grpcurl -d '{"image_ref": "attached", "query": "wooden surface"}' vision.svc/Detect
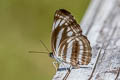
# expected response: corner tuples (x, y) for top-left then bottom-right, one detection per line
(52, 0), (120, 80)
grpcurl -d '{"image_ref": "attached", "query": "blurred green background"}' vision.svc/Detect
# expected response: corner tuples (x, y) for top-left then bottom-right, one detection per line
(0, 0), (90, 80)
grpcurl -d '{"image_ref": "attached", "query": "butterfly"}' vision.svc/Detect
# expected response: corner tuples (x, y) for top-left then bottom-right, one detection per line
(50, 9), (92, 69)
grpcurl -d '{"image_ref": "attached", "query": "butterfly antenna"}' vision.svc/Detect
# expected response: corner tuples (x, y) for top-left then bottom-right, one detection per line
(28, 51), (48, 54)
(40, 40), (50, 53)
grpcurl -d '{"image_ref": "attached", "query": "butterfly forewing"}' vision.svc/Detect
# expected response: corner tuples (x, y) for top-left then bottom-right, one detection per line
(51, 9), (92, 68)
(51, 9), (82, 54)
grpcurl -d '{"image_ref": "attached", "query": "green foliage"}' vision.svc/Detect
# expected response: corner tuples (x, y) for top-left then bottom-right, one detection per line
(0, 0), (90, 80)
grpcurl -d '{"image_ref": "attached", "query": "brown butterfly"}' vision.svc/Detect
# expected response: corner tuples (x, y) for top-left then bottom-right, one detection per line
(50, 9), (92, 69)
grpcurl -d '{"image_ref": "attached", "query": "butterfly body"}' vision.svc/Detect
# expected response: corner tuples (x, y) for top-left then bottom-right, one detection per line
(51, 9), (92, 68)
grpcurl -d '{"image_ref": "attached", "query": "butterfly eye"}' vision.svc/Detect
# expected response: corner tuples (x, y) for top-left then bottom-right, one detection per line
(49, 52), (54, 58)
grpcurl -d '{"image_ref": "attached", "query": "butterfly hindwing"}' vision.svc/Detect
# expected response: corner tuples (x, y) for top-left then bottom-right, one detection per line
(57, 35), (91, 67)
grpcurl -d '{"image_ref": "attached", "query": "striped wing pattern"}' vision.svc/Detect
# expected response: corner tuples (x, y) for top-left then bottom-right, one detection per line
(51, 9), (91, 68)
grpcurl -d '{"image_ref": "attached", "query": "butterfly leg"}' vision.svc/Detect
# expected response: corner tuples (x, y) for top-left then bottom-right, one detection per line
(61, 62), (68, 71)
(52, 61), (58, 71)
(69, 65), (72, 71)
(63, 65), (72, 80)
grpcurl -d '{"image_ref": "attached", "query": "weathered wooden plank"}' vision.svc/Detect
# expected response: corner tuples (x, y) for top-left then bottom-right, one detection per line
(52, 0), (120, 80)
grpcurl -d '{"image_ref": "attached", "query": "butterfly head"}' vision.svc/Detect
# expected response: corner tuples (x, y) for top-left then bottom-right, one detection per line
(49, 52), (54, 58)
